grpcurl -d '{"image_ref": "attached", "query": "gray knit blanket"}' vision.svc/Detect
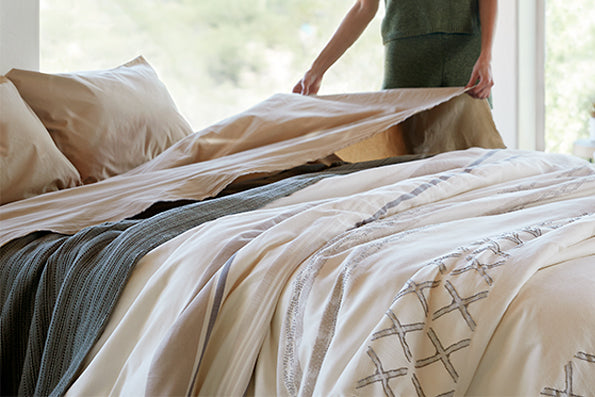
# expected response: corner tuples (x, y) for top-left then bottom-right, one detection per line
(0, 156), (425, 397)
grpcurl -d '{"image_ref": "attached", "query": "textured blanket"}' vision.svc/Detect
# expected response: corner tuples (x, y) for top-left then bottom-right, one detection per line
(0, 157), (418, 397)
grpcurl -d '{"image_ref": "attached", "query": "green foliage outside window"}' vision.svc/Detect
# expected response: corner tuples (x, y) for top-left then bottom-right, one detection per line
(41, 0), (384, 131)
(545, 0), (595, 153)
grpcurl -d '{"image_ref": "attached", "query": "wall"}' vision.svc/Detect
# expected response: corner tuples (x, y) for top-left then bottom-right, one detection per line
(0, 0), (39, 74)
(517, 0), (546, 151)
(491, 0), (519, 149)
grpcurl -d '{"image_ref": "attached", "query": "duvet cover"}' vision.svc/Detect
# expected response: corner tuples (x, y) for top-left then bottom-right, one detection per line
(68, 148), (595, 397)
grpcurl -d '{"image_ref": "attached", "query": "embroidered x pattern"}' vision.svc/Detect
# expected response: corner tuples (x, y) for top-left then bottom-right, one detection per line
(356, 347), (407, 397)
(415, 328), (470, 382)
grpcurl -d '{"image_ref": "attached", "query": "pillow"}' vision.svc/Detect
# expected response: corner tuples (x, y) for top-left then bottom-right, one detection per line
(6, 56), (193, 184)
(0, 76), (81, 205)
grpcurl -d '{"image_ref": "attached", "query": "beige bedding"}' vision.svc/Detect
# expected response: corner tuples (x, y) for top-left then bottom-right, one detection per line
(0, 87), (503, 245)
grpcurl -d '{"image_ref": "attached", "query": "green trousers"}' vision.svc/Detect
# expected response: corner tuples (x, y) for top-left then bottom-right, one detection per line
(382, 33), (481, 89)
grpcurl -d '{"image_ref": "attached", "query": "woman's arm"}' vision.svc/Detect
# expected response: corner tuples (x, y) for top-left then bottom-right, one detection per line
(293, 0), (379, 95)
(466, 0), (497, 99)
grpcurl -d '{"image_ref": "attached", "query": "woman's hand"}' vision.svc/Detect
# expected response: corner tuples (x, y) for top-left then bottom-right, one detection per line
(465, 56), (494, 99)
(468, 0), (497, 99)
(292, 69), (323, 95)
(292, 0), (379, 96)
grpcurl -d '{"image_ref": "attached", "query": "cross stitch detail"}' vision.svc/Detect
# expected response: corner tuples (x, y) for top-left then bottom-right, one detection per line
(540, 362), (583, 397)
(393, 280), (441, 315)
(354, 215), (592, 396)
(472, 240), (511, 259)
(357, 347), (407, 397)
(372, 310), (425, 362)
(575, 351), (595, 364)
(450, 257), (506, 286)
(429, 252), (463, 274)
(501, 232), (525, 246)
(415, 328), (470, 382)
(432, 281), (488, 331)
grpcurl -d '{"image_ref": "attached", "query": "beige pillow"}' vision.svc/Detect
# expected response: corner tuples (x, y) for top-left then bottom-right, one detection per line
(6, 56), (193, 184)
(0, 76), (81, 205)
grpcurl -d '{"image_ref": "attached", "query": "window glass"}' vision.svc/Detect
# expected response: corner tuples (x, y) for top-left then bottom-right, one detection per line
(40, 0), (384, 131)
(545, 0), (595, 153)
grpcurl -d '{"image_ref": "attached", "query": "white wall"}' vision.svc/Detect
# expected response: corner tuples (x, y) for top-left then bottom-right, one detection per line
(491, 0), (519, 149)
(517, 0), (546, 151)
(0, 0), (39, 74)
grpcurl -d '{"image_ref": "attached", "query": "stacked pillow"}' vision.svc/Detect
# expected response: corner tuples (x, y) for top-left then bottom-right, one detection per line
(0, 56), (193, 204)
(0, 76), (81, 204)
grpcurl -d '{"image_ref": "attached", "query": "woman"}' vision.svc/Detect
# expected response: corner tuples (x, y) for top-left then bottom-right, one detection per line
(292, 0), (497, 100)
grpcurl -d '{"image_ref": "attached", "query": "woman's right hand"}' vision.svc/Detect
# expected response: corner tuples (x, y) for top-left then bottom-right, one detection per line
(292, 69), (323, 96)
(292, 0), (379, 96)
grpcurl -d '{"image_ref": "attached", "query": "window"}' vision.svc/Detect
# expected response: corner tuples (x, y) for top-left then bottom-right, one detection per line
(40, 0), (384, 131)
(544, 0), (595, 153)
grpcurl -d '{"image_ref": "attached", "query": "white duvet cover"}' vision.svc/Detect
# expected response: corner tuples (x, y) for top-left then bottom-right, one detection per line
(66, 148), (595, 396)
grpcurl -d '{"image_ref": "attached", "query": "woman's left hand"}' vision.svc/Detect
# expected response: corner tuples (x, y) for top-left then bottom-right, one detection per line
(465, 57), (494, 99)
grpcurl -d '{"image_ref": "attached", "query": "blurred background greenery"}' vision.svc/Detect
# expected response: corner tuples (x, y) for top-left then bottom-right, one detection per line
(40, 0), (384, 131)
(544, 0), (595, 153)
(41, 0), (594, 153)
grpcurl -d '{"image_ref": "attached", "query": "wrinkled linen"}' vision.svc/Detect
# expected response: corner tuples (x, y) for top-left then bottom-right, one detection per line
(65, 148), (595, 396)
(0, 87), (504, 245)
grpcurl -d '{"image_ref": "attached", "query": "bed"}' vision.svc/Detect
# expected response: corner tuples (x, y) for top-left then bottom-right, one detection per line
(1, 56), (594, 397)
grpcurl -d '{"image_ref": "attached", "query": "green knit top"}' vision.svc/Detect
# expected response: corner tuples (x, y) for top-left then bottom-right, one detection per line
(381, 0), (480, 44)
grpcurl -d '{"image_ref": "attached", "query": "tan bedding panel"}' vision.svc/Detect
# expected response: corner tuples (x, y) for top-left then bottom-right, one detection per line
(0, 87), (504, 245)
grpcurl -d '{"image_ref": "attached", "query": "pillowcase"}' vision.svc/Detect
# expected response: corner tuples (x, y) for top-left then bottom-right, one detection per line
(0, 76), (81, 205)
(6, 56), (193, 184)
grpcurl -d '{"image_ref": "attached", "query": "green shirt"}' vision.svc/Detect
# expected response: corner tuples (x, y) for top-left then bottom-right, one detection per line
(381, 0), (480, 44)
